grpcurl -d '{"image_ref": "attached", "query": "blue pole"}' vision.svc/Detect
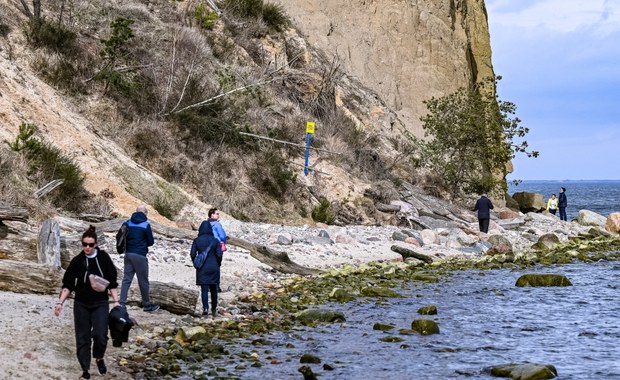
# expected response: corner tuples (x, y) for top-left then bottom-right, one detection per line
(304, 133), (311, 176)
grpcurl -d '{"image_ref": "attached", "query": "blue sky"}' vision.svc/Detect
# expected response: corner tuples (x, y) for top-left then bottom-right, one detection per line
(485, 0), (620, 180)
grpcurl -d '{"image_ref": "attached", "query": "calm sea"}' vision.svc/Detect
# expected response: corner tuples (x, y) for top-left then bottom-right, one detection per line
(507, 180), (620, 221)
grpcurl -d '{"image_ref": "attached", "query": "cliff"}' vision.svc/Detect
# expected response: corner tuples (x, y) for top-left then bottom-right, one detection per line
(272, 0), (494, 135)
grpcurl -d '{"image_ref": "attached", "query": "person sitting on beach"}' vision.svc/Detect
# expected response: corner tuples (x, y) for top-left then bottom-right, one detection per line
(546, 194), (558, 215)
(54, 225), (120, 380)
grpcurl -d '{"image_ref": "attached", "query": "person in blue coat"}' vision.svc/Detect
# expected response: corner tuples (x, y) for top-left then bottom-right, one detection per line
(190, 221), (223, 317)
(119, 205), (159, 312)
(474, 194), (494, 234)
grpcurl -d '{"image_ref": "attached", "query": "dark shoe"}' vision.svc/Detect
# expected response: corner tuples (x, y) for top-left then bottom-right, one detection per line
(80, 370), (90, 379)
(201, 310), (209, 317)
(96, 358), (107, 375)
(211, 309), (217, 317)
(143, 304), (160, 312)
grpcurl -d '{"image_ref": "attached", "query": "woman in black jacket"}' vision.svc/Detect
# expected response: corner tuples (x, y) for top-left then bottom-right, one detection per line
(190, 221), (223, 317)
(54, 225), (120, 380)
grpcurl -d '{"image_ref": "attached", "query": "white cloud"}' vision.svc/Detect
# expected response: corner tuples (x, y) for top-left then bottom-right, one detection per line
(487, 0), (620, 35)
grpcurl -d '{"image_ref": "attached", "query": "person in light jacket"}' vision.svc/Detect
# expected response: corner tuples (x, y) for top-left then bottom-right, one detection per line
(546, 194), (558, 215)
(190, 221), (223, 317)
(474, 194), (494, 234)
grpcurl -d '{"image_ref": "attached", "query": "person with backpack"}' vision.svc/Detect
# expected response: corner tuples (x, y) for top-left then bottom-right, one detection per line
(190, 220), (223, 317)
(119, 205), (159, 312)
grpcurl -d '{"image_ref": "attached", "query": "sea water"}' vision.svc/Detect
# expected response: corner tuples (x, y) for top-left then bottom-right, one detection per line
(508, 180), (620, 221)
(222, 261), (620, 379)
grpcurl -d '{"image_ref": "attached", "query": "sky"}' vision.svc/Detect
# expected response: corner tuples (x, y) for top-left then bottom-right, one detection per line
(485, 0), (620, 180)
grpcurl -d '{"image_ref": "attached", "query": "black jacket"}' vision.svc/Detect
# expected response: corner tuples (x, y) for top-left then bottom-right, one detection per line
(61, 249), (118, 304)
(109, 305), (135, 347)
(474, 196), (494, 219)
(559, 192), (567, 208)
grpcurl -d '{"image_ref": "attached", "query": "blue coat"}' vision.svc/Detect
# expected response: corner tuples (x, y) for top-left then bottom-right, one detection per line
(190, 221), (223, 285)
(125, 211), (154, 256)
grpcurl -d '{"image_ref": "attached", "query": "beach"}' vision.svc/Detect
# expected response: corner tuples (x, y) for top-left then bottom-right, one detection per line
(0, 212), (613, 379)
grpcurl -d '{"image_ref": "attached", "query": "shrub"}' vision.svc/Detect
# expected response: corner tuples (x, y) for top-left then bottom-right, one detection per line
(311, 198), (335, 224)
(194, 3), (219, 29)
(5, 123), (88, 212)
(0, 22), (10, 38)
(222, 0), (263, 18)
(222, 0), (290, 32)
(261, 3), (290, 32)
(249, 149), (296, 199)
(26, 19), (77, 55)
(152, 181), (187, 220)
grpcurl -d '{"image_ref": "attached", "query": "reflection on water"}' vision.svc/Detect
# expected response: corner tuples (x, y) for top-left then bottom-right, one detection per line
(227, 261), (620, 379)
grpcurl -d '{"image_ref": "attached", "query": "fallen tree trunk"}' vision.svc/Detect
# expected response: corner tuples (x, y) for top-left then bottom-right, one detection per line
(124, 281), (198, 315)
(228, 236), (321, 276)
(390, 245), (434, 263)
(0, 203), (29, 222)
(0, 260), (63, 294)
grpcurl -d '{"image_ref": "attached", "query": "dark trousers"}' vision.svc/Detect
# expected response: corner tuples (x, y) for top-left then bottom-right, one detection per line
(120, 252), (150, 305)
(559, 207), (567, 221)
(74, 300), (109, 373)
(478, 218), (490, 233)
(549, 209), (557, 215)
(200, 284), (218, 312)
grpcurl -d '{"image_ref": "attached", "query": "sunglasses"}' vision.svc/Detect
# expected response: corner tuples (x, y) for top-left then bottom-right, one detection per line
(82, 242), (96, 248)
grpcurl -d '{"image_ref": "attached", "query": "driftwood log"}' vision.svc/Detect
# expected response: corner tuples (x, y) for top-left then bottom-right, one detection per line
(125, 281), (198, 315)
(390, 245), (434, 263)
(38, 219), (61, 267)
(0, 260), (63, 294)
(0, 203), (29, 222)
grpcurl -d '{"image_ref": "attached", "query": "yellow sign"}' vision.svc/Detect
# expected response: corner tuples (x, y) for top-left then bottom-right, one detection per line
(306, 121), (315, 134)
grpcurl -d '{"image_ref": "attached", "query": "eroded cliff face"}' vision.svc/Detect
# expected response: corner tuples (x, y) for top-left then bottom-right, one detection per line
(272, 0), (494, 136)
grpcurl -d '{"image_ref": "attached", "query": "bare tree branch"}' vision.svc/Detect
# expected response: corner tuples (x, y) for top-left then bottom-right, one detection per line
(168, 68), (285, 115)
(169, 49), (198, 113)
(18, 0), (33, 19)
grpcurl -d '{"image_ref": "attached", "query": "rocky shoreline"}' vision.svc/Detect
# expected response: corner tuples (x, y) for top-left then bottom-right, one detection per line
(1, 206), (620, 379)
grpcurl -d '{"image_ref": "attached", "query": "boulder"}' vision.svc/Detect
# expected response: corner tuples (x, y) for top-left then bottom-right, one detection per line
(499, 209), (520, 219)
(488, 363), (557, 380)
(515, 274), (572, 287)
(361, 286), (403, 298)
(531, 233), (561, 251)
(420, 229), (439, 245)
(411, 319), (440, 335)
(294, 309), (346, 325)
(486, 234), (513, 255)
(577, 210), (607, 227)
(606, 212), (620, 234)
(504, 192), (521, 210)
(512, 192), (545, 213)
(417, 305), (437, 315)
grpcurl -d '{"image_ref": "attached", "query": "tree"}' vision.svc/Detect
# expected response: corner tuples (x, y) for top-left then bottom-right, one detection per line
(418, 76), (538, 197)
